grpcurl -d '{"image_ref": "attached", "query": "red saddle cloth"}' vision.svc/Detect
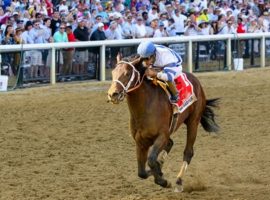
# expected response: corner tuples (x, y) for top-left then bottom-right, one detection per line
(174, 73), (197, 113)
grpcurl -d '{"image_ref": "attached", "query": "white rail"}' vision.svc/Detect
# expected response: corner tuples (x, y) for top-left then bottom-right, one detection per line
(1, 33), (270, 84)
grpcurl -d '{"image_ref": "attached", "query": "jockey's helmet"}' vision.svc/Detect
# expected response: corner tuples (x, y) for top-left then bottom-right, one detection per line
(137, 41), (156, 58)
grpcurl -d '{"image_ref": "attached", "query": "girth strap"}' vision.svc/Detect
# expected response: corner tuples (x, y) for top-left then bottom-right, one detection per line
(169, 105), (179, 134)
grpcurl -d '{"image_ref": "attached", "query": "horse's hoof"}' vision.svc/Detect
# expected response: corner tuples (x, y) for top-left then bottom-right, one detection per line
(146, 170), (153, 177)
(174, 185), (184, 193)
(155, 179), (170, 188)
(138, 172), (149, 179)
(166, 181), (172, 188)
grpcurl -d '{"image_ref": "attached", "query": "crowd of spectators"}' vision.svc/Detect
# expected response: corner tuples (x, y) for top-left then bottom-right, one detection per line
(1, 0), (270, 79)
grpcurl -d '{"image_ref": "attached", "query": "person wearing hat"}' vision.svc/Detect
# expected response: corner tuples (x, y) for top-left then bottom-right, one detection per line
(90, 22), (106, 41)
(133, 16), (147, 38)
(146, 17), (158, 37)
(137, 41), (183, 103)
(90, 14), (103, 34)
(153, 21), (169, 37)
(105, 1), (113, 12)
(122, 14), (134, 39)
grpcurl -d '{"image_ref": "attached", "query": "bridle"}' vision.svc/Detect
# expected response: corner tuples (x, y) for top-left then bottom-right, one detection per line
(113, 61), (144, 93)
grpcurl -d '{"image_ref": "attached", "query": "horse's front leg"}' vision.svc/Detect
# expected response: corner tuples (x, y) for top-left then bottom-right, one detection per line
(148, 134), (171, 188)
(136, 143), (151, 179)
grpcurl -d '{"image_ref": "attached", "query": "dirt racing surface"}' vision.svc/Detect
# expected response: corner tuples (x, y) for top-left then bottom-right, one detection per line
(0, 68), (270, 200)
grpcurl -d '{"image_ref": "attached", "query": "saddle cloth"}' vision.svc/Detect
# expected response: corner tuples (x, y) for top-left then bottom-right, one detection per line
(156, 73), (197, 113)
(174, 73), (197, 113)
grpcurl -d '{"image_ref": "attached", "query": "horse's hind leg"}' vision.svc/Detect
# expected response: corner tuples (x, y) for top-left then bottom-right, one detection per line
(158, 138), (174, 167)
(175, 122), (198, 192)
(136, 143), (151, 179)
(148, 135), (171, 188)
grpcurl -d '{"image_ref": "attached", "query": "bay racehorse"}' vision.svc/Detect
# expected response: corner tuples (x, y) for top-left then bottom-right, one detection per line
(107, 55), (219, 192)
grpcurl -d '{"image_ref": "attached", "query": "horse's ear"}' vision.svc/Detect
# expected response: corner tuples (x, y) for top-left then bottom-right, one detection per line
(116, 52), (122, 63)
(135, 56), (143, 65)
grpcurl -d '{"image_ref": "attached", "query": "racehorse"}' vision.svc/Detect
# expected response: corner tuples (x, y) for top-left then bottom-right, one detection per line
(107, 54), (220, 192)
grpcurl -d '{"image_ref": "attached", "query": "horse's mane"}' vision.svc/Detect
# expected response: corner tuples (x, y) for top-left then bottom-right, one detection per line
(122, 54), (146, 76)
(122, 54), (140, 62)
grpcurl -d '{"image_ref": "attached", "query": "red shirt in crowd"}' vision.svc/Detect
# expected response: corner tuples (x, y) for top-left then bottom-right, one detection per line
(237, 23), (245, 33)
(66, 32), (76, 51)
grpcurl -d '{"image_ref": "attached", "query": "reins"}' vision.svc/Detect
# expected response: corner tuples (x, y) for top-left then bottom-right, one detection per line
(113, 61), (145, 93)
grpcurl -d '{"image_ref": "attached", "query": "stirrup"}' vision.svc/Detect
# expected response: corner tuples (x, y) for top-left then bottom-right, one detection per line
(170, 95), (179, 103)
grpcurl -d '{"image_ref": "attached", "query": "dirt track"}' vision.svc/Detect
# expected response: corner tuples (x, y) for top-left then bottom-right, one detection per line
(0, 68), (270, 200)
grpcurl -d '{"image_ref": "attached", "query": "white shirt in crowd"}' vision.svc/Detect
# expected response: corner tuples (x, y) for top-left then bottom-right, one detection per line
(173, 13), (187, 33)
(133, 23), (147, 38)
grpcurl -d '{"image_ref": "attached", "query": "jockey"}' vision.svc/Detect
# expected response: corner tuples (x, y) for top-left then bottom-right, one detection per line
(137, 41), (183, 103)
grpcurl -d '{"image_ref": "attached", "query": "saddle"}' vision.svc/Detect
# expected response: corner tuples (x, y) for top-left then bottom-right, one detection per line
(152, 74), (197, 114)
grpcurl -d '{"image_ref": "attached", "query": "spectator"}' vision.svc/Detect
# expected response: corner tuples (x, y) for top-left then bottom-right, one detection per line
(148, 5), (159, 23)
(90, 22), (106, 41)
(91, 14), (103, 35)
(224, 19), (237, 34)
(184, 19), (200, 36)
(97, 4), (108, 23)
(37, 1), (48, 16)
(122, 14), (134, 39)
(53, 23), (68, 76)
(237, 17), (246, 34)
(166, 18), (176, 37)
(62, 23), (76, 76)
(29, 20), (45, 78)
(45, 0), (54, 17)
(236, 17), (246, 58)
(198, 8), (210, 23)
(73, 18), (89, 75)
(0, 6), (10, 24)
(146, 18), (158, 37)
(13, 27), (23, 75)
(1, 0), (270, 82)
(159, 12), (169, 28)
(133, 16), (147, 38)
(153, 21), (168, 38)
(58, 0), (68, 15)
(1, 24), (15, 76)
(173, 9), (187, 35)
(247, 17), (261, 56)
(113, 13), (124, 39)
(105, 20), (121, 40)
(50, 10), (61, 35)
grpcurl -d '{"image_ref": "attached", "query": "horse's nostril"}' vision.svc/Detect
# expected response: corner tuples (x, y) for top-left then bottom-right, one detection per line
(112, 92), (119, 98)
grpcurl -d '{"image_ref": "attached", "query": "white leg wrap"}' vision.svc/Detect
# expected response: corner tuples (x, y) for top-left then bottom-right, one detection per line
(177, 161), (188, 179)
(158, 150), (168, 165)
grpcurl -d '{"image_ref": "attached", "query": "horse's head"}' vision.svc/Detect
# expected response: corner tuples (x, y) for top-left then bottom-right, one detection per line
(107, 54), (143, 104)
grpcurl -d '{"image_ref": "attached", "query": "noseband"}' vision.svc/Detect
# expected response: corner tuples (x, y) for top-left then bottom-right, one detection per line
(113, 61), (142, 93)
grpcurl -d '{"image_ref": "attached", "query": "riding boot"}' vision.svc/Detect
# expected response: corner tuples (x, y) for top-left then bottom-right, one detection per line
(167, 81), (179, 103)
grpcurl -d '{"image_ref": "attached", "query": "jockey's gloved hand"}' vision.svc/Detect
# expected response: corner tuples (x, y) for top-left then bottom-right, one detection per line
(145, 68), (157, 78)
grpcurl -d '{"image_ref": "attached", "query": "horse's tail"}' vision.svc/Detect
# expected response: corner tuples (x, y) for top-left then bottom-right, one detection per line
(200, 98), (220, 133)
